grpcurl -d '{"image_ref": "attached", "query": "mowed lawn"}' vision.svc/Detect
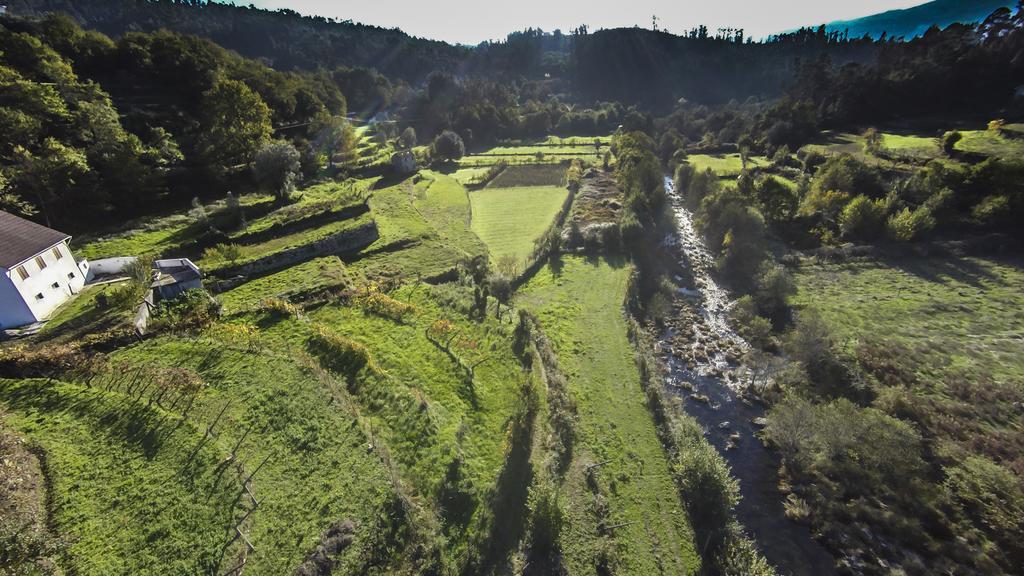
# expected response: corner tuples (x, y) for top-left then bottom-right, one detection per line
(794, 254), (1024, 383)
(469, 185), (568, 265)
(517, 256), (700, 576)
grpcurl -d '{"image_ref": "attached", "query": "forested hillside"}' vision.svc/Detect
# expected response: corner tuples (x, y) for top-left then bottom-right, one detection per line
(824, 0), (1014, 40)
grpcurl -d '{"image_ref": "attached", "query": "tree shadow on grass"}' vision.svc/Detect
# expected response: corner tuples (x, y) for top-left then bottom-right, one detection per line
(881, 252), (1006, 289)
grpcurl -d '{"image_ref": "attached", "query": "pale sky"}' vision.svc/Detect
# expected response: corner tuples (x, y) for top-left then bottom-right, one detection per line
(242, 0), (928, 44)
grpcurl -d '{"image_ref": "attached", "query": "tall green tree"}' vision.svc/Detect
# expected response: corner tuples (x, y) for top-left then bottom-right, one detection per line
(198, 78), (273, 168)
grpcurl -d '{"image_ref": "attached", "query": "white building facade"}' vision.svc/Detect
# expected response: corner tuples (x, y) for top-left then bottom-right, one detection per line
(0, 211), (89, 329)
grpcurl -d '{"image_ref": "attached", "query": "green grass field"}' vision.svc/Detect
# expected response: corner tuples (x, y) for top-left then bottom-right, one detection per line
(880, 133), (941, 159)
(685, 153), (768, 177)
(517, 256), (700, 576)
(470, 186), (568, 266)
(0, 378), (244, 575)
(794, 254), (1024, 383)
(954, 129), (1024, 160)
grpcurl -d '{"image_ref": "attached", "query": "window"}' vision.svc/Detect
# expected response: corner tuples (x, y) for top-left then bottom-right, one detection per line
(35, 256), (46, 270)
(52, 246), (63, 259)
(68, 272), (76, 280)
(15, 266), (29, 281)
(51, 282), (60, 289)
(35, 293), (44, 300)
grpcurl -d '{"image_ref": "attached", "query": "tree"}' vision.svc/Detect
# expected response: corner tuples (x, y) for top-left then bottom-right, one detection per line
(432, 130), (465, 161)
(754, 262), (796, 320)
(198, 78), (273, 168)
(754, 175), (798, 226)
(313, 115), (358, 167)
(254, 140), (301, 200)
(12, 139), (91, 226)
(0, 170), (35, 217)
(399, 126), (417, 149)
(488, 273), (512, 320)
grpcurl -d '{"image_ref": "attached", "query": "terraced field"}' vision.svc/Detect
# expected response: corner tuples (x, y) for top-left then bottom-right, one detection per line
(470, 185), (569, 266)
(348, 171), (486, 280)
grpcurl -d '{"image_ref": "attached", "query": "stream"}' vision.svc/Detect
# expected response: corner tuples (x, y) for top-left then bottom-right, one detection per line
(657, 176), (836, 576)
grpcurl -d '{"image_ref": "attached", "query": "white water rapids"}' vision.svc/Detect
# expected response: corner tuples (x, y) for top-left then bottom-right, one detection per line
(660, 176), (749, 387)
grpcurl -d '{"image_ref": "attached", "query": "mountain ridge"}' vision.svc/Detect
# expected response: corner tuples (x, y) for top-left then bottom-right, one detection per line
(821, 0), (1015, 39)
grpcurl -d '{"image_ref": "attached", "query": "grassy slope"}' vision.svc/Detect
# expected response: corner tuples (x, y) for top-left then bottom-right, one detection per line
(38, 283), (131, 335)
(244, 285), (524, 503)
(517, 256), (699, 576)
(73, 195), (274, 260)
(217, 256), (354, 312)
(109, 335), (396, 574)
(199, 213), (374, 271)
(794, 254), (1024, 382)
(955, 129), (1024, 159)
(0, 378), (242, 575)
(350, 171), (486, 280)
(469, 186), (569, 266)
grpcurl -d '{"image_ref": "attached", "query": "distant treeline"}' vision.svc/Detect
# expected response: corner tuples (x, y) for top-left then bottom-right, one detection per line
(11, 0), (1024, 121)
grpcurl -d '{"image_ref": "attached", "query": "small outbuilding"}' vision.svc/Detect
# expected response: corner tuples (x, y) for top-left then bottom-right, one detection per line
(0, 210), (89, 329)
(151, 258), (203, 301)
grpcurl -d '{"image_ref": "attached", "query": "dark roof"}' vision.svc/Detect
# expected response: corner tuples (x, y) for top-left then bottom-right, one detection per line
(0, 211), (71, 269)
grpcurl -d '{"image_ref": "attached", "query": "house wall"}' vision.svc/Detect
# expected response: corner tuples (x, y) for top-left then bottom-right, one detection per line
(7, 240), (86, 323)
(87, 256), (136, 280)
(0, 272), (36, 329)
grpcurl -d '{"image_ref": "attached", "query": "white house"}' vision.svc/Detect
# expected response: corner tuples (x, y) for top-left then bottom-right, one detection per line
(0, 210), (89, 329)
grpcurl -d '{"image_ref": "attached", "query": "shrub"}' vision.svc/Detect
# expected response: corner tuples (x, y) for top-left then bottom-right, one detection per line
(944, 456), (1024, 561)
(527, 479), (565, 560)
(972, 195), (1012, 225)
(942, 131), (963, 156)
(838, 194), (886, 239)
(801, 150), (825, 173)
(254, 140), (301, 200)
(399, 126), (417, 149)
(204, 243), (242, 265)
(260, 297), (299, 318)
(307, 323), (374, 376)
(887, 206), (935, 241)
(753, 262), (796, 320)
(565, 159), (584, 191)
(353, 289), (416, 322)
(765, 396), (925, 484)
(731, 296), (773, 349)
(812, 155), (884, 199)
(152, 289), (221, 331)
(673, 418), (740, 554)
(862, 127), (882, 156)
(107, 281), (145, 311)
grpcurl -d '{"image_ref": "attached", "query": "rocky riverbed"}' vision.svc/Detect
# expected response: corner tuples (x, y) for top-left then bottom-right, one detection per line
(657, 176), (837, 576)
